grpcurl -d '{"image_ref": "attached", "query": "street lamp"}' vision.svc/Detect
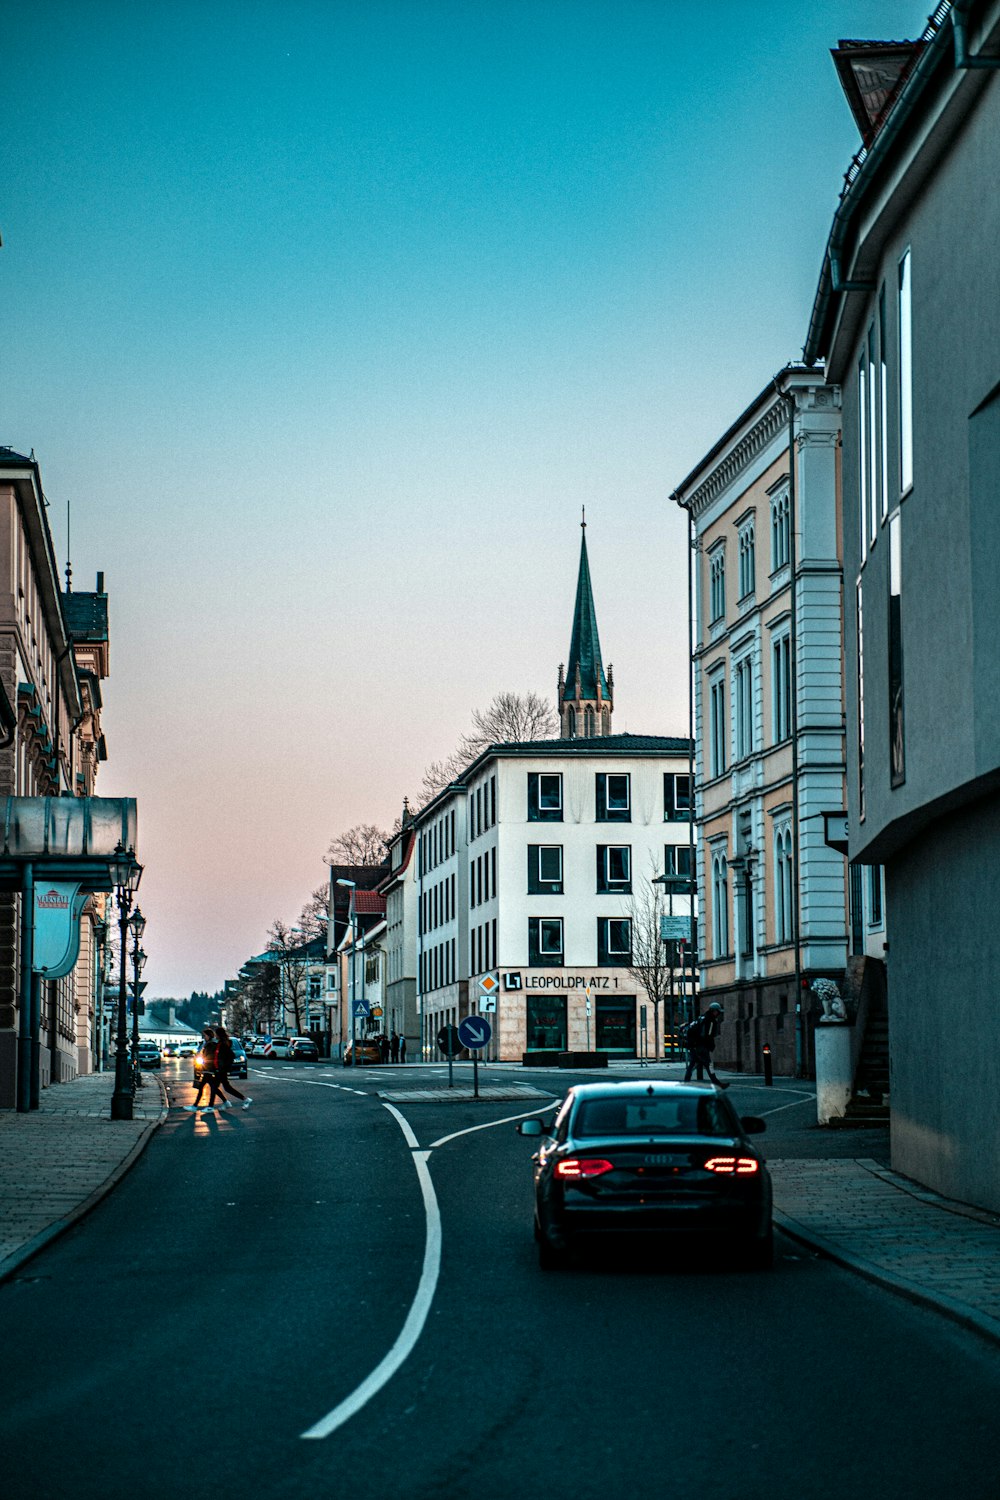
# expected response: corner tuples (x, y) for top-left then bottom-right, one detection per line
(129, 907), (147, 1089)
(336, 879), (359, 1066)
(109, 844), (142, 1120)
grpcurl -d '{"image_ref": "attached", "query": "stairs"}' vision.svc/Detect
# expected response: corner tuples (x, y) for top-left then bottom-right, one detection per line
(831, 963), (890, 1128)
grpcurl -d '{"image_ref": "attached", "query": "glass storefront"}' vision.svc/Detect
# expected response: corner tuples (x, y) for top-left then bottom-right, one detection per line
(526, 994), (567, 1050)
(595, 995), (636, 1056)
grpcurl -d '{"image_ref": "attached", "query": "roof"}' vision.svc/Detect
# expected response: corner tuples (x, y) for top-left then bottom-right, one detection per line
(804, 2), (959, 365)
(354, 889), (387, 915)
(63, 589), (109, 644)
(563, 528), (608, 704)
(484, 733), (690, 755)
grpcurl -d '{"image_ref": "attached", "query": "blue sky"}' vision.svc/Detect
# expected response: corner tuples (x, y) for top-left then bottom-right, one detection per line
(3, 1), (929, 994)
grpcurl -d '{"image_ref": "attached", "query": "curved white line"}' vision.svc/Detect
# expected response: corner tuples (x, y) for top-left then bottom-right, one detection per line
(429, 1104), (552, 1151)
(300, 1102), (441, 1441)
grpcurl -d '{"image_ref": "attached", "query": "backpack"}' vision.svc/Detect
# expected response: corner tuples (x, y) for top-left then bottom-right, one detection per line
(683, 1017), (704, 1046)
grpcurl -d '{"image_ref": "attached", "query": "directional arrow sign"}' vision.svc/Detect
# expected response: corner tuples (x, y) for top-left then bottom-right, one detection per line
(457, 1015), (492, 1050)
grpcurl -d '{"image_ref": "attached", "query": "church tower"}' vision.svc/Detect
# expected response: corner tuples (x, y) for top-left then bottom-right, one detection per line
(558, 513), (614, 739)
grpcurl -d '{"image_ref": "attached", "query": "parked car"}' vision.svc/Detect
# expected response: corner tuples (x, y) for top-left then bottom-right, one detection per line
(289, 1036), (319, 1061)
(343, 1040), (382, 1067)
(179, 1041), (198, 1057)
(518, 1081), (773, 1271)
(137, 1042), (162, 1069)
(267, 1037), (293, 1058)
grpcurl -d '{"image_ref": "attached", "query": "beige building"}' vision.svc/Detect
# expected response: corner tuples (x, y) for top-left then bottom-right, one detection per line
(0, 449), (113, 1105)
(672, 369), (884, 1076)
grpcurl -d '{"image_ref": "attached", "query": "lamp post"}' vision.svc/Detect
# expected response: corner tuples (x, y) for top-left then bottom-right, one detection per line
(336, 879), (358, 1065)
(109, 844), (142, 1120)
(654, 871), (695, 1057)
(129, 907), (147, 1089)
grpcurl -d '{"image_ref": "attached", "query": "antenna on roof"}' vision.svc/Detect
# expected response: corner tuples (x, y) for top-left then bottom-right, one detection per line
(65, 501), (72, 592)
(581, 505), (586, 532)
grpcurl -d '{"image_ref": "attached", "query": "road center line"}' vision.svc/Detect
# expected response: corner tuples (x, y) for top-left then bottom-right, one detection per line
(289, 1096), (441, 1441)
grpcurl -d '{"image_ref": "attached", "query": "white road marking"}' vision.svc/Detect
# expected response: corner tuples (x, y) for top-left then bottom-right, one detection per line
(301, 1101), (441, 1441)
(429, 1105), (552, 1151)
(758, 1094), (817, 1116)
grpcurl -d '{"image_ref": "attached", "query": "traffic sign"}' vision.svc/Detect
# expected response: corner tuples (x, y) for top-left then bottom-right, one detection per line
(437, 1024), (461, 1057)
(458, 1015), (492, 1050)
(352, 999), (371, 1019)
(478, 972), (499, 1012)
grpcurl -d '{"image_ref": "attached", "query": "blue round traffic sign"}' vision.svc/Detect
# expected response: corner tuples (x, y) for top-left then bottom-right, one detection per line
(457, 1015), (492, 1050)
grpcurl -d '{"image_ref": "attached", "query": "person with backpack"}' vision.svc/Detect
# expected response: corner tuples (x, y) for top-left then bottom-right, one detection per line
(683, 1002), (729, 1088)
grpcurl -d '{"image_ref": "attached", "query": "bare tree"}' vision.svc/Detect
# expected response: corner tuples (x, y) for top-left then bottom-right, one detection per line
(228, 962), (280, 1036)
(624, 860), (685, 1063)
(325, 823), (390, 866)
(267, 919), (313, 1034)
(298, 884), (329, 941)
(420, 691), (558, 802)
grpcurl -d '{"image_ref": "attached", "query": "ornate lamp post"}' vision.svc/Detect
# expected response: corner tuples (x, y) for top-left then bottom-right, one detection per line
(336, 878), (358, 1065)
(129, 906), (147, 1089)
(109, 844), (142, 1120)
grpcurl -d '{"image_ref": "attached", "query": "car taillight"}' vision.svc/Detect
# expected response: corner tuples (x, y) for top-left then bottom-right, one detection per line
(704, 1157), (759, 1175)
(555, 1158), (614, 1179)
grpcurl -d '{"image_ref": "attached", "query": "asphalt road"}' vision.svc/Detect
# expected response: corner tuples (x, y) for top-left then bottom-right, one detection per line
(3, 1059), (997, 1500)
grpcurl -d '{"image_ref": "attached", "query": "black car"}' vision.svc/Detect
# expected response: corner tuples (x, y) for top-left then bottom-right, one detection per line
(518, 1081), (772, 1270)
(136, 1042), (162, 1069)
(288, 1037), (319, 1061)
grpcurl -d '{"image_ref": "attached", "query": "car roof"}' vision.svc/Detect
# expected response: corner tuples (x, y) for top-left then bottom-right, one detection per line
(565, 1081), (718, 1102)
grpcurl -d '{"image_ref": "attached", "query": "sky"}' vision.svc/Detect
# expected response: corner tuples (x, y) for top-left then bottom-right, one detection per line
(3, 0), (930, 997)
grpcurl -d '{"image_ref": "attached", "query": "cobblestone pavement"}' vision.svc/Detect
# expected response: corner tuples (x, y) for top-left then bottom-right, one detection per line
(771, 1157), (1000, 1343)
(2, 1068), (1000, 1350)
(0, 1070), (166, 1281)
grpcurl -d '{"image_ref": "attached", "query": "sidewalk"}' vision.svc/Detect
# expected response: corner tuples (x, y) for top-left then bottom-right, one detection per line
(2, 1071), (1000, 1348)
(771, 1157), (1000, 1344)
(0, 1070), (167, 1282)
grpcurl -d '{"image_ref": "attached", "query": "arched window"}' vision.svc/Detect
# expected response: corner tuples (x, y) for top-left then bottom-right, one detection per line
(774, 828), (793, 945)
(712, 852), (729, 957)
(584, 707), (595, 737)
(565, 708), (577, 738)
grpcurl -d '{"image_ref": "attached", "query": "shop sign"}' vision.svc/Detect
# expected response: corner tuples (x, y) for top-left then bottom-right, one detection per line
(33, 882), (87, 979)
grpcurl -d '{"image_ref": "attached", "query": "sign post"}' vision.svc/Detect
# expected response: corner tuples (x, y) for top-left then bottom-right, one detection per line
(478, 972), (499, 1059)
(584, 984), (592, 1052)
(437, 1022), (461, 1088)
(458, 1014), (492, 1099)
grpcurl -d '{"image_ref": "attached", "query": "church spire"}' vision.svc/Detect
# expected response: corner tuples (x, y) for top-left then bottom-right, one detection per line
(559, 513), (613, 738)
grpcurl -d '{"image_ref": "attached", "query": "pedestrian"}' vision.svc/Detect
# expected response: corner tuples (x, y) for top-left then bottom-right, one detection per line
(683, 1002), (729, 1088)
(390, 1030), (399, 1063)
(214, 1024), (252, 1109)
(185, 1027), (218, 1110)
(398, 1033), (407, 1064)
(379, 1032), (390, 1064)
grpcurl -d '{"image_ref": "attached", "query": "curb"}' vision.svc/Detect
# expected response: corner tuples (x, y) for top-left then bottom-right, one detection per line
(773, 1207), (1000, 1349)
(0, 1076), (169, 1286)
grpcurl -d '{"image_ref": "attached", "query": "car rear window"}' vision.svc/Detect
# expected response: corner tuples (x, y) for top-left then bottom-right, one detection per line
(573, 1095), (734, 1139)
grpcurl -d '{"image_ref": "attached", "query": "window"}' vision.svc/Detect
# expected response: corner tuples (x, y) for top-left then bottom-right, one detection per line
(664, 843), (693, 880)
(774, 827), (794, 946)
(772, 631), (792, 743)
(528, 845), (563, 895)
(709, 548), (726, 622)
(597, 845), (631, 893)
(734, 656), (754, 760)
(868, 865), (883, 927)
(596, 772), (630, 821)
(709, 675), (727, 779)
(868, 320), (878, 545)
(859, 354), (868, 564)
(598, 917), (632, 966)
(770, 488), (790, 572)
(889, 510), (905, 787)
(738, 520), (755, 599)
(664, 773), (691, 821)
(528, 772), (563, 821)
(711, 851), (729, 958)
(899, 249), (912, 493)
(879, 288), (889, 522)
(529, 917), (563, 967)
(856, 582), (866, 820)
